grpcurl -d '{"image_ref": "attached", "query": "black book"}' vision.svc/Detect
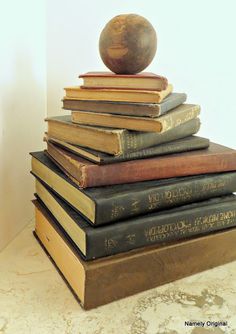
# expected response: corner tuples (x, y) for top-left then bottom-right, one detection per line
(33, 184), (236, 260)
(31, 151), (236, 225)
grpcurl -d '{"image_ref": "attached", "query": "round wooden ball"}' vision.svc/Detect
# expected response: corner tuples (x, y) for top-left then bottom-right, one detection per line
(99, 14), (157, 74)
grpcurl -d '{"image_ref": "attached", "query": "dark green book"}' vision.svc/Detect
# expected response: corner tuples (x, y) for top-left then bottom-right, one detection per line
(31, 151), (236, 225)
(45, 136), (210, 164)
(33, 186), (236, 260)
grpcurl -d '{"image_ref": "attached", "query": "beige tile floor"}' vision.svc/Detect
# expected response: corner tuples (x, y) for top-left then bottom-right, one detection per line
(0, 223), (236, 334)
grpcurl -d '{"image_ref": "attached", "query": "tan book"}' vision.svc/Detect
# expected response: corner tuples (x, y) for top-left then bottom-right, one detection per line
(34, 200), (236, 310)
(71, 104), (200, 133)
(64, 84), (173, 103)
(45, 116), (201, 155)
(79, 71), (168, 91)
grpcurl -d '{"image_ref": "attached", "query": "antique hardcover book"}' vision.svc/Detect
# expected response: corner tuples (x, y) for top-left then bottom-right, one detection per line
(79, 72), (168, 91)
(64, 84), (173, 103)
(46, 116), (201, 155)
(31, 151), (236, 225)
(63, 93), (187, 117)
(34, 182), (236, 259)
(71, 104), (200, 132)
(45, 142), (236, 188)
(34, 202), (236, 309)
(44, 136), (210, 164)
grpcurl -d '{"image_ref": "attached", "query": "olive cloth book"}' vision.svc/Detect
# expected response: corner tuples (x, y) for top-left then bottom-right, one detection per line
(44, 142), (236, 188)
(64, 84), (173, 103)
(44, 135), (209, 165)
(63, 93), (187, 117)
(30, 150), (236, 225)
(79, 71), (168, 91)
(45, 116), (201, 155)
(33, 181), (236, 260)
(71, 103), (200, 132)
(34, 201), (236, 309)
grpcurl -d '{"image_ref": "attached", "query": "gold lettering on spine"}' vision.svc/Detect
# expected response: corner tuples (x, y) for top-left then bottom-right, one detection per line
(201, 180), (227, 192)
(164, 187), (193, 202)
(125, 133), (138, 151)
(131, 199), (140, 214)
(148, 193), (161, 210)
(147, 178), (230, 212)
(144, 210), (236, 242)
(111, 204), (125, 219)
(125, 234), (136, 245)
(104, 238), (118, 250)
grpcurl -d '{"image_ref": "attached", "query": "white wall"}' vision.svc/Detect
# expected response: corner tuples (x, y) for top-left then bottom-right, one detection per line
(1, 0), (235, 250)
(0, 0), (46, 250)
(47, 0), (236, 148)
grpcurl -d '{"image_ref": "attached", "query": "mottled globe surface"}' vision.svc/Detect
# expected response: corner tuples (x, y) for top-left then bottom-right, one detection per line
(99, 14), (157, 74)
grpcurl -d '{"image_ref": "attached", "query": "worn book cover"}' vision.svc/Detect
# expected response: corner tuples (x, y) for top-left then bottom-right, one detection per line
(45, 142), (236, 188)
(34, 202), (236, 309)
(64, 84), (173, 103)
(46, 116), (201, 155)
(31, 150), (236, 225)
(45, 135), (209, 164)
(34, 182), (236, 259)
(79, 71), (168, 91)
(63, 93), (187, 117)
(71, 103), (200, 132)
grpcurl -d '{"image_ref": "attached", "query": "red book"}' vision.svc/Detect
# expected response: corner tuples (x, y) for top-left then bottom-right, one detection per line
(46, 142), (236, 188)
(79, 71), (168, 91)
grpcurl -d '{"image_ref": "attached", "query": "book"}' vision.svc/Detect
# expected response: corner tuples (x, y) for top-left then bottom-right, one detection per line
(34, 201), (236, 309)
(30, 150), (236, 225)
(64, 84), (173, 103)
(45, 135), (210, 165)
(45, 116), (201, 155)
(45, 142), (236, 188)
(34, 181), (236, 259)
(71, 104), (200, 132)
(63, 93), (187, 117)
(79, 71), (168, 91)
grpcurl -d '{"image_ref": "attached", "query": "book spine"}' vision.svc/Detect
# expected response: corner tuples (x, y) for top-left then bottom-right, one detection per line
(81, 85), (166, 91)
(95, 172), (236, 225)
(63, 99), (161, 117)
(120, 118), (201, 154)
(105, 136), (209, 163)
(159, 105), (200, 132)
(86, 198), (236, 259)
(85, 144), (236, 188)
(158, 93), (187, 116)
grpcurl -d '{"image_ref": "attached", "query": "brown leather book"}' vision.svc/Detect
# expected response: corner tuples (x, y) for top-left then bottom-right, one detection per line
(79, 71), (168, 91)
(45, 142), (236, 188)
(34, 200), (236, 310)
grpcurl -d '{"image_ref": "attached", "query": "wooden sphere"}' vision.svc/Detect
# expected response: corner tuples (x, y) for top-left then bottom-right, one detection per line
(99, 14), (157, 74)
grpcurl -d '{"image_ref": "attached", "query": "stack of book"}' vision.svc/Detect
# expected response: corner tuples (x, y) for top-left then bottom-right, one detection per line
(31, 71), (236, 309)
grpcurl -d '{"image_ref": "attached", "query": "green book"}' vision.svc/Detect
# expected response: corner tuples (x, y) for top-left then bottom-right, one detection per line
(63, 93), (187, 117)
(45, 135), (210, 164)
(45, 116), (201, 155)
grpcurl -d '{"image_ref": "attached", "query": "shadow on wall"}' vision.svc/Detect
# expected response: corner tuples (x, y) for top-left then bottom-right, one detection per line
(0, 52), (46, 251)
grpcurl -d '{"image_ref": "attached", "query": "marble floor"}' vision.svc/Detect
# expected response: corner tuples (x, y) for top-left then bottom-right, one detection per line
(0, 223), (236, 334)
